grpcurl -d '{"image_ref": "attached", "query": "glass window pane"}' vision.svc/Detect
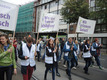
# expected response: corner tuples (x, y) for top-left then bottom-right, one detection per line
(102, 25), (107, 32)
(102, 38), (107, 45)
(95, 25), (101, 32)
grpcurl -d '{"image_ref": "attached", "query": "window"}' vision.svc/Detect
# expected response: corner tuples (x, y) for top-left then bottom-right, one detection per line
(50, 10), (57, 14)
(59, 19), (66, 25)
(90, 0), (95, 7)
(47, 4), (49, 9)
(51, 10), (60, 14)
(101, 25), (107, 33)
(102, 38), (107, 48)
(102, 38), (107, 45)
(59, 0), (64, 5)
(97, 19), (103, 24)
(40, 0), (44, 4)
(70, 27), (73, 31)
(41, 6), (44, 10)
(50, 2), (57, 8)
(95, 25), (101, 33)
(59, 29), (67, 32)
(45, 5), (47, 9)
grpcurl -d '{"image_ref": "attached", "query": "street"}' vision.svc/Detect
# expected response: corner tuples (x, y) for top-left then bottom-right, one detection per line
(13, 50), (107, 80)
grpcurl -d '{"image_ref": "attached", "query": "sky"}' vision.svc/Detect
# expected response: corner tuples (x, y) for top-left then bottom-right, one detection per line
(2, 0), (36, 5)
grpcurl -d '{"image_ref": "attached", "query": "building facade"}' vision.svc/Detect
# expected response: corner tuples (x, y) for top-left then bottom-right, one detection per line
(16, 2), (35, 40)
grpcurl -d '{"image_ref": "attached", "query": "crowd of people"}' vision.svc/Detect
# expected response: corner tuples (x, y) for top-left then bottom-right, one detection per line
(0, 33), (103, 80)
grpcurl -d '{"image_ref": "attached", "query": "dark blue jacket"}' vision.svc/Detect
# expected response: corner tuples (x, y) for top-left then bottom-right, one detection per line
(63, 41), (77, 59)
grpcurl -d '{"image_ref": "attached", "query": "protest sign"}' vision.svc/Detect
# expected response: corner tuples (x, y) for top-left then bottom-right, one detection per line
(76, 17), (96, 34)
(39, 12), (59, 32)
(0, 1), (19, 31)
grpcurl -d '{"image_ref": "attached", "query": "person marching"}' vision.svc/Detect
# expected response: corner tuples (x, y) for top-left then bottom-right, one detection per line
(63, 37), (77, 80)
(44, 38), (57, 80)
(83, 39), (92, 75)
(91, 38), (103, 70)
(0, 34), (17, 80)
(73, 40), (80, 69)
(13, 39), (18, 62)
(59, 38), (65, 61)
(36, 40), (41, 62)
(19, 36), (36, 80)
(54, 38), (61, 77)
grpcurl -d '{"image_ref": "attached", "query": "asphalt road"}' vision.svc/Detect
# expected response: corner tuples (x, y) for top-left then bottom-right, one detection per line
(41, 49), (107, 80)
(12, 48), (107, 80)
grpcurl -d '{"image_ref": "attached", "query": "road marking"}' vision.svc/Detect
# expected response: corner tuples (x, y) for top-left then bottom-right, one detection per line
(17, 63), (39, 80)
(32, 75), (39, 80)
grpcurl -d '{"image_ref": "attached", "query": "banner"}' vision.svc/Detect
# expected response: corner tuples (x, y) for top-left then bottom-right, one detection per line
(39, 12), (59, 32)
(76, 17), (96, 34)
(0, 1), (19, 31)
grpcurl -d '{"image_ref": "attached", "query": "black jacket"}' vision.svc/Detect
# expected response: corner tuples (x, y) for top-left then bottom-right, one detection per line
(61, 41), (65, 50)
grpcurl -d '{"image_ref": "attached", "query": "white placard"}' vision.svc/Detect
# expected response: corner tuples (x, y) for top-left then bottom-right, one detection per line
(76, 17), (96, 34)
(0, 0), (19, 31)
(39, 12), (59, 32)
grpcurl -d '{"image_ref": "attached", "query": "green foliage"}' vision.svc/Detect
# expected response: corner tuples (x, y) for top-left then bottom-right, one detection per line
(90, 0), (107, 24)
(60, 0), (89, 24)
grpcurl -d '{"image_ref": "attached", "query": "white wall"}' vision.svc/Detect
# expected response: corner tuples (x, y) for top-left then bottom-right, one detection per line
(68, 33), (107, 38)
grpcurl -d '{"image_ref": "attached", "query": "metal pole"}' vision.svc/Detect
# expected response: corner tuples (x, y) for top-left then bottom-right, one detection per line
(67, 23), (69, 39)
(56, 0), (59, 38)
(76, 33), (79, 40)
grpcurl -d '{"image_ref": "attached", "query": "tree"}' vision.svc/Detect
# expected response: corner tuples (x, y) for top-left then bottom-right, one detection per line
(90, 0), (107, 24)
(60, 0), (89, 24)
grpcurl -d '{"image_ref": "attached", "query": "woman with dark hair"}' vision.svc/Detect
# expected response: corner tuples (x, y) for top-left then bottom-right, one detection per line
(0, 34), (17, 80)
(13, 40), (18, 62)
(44, 38), (57, 80)
(83, 39), (92, 75)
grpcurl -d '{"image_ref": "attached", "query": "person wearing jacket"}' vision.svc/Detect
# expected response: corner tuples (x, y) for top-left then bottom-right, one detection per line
(91, 38), (103, 70)
(73, 40), (80, 69)
(83, 39), (92, 75)
(13, 40), (18, 62)
(59, 38), (65, 61)
(19, 36), (36, 80)
(63, 37), (77, 80)
(0, 34), (17, 80)
(44, 38), (57, 80)
(36, 40), (41, 62)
